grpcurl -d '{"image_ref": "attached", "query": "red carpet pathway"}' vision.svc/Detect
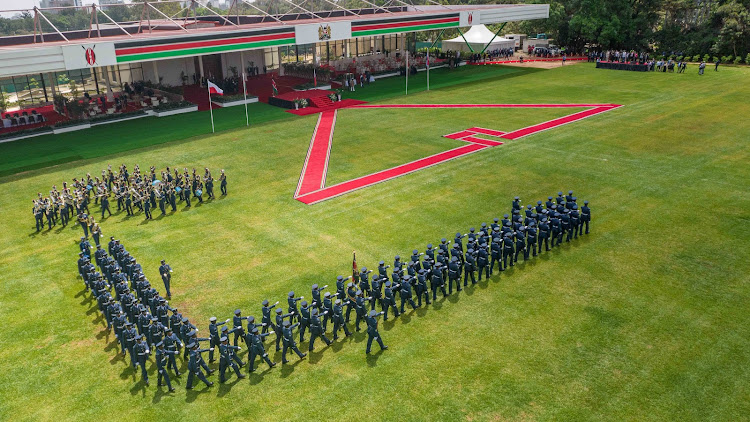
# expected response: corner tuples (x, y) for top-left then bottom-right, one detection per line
(294, 103), (622, 205)
(182, 84), (221, 111)
(295, 110), (337, 197)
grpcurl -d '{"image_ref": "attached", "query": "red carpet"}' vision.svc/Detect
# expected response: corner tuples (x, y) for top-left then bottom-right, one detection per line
(182, 84), (221, 111)
(295, 110), (337, 197)
(295, 144), (488, 205)
(245, 74), (310, 103)
(1, 105), (67, 135)
(285, 99), (368, 116)
(293, 103), (622, 205)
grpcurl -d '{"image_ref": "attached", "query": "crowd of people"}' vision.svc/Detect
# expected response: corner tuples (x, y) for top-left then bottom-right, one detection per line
(468, 48), (515, 63)
(78, 190), (592, 391)
(32, 164), (227, 232)
(588, 50), (651, 64)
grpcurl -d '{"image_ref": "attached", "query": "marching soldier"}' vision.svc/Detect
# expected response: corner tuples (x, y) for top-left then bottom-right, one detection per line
(415, 269), (430, 306)
(477, 243), (490, 281)
(399, 276), (418, 312)
(527, 223), (538, 257)
(570, 204), (581, 238)
(287, 291), (303, 323)
(448, 256), (461, 294)
(133, 334), (150, 386)
(365, 310), (388, 354)
(359, 267), (372, 295)
(321, 292), (334, 330)
(298, 300), (311, 342)
(218, 337), (245, 383)
(431, 263), (447, 300)
(331, 298), (352, 340)
(208, 316), (228, 362)
(281, 320), (306, 364)
(490, 234), (502, 274)
(581, 200), (591, 234)
(311, 284), (327, 310)
(308, 308), (332, 351)
(369, 275), (383, 310)
(345, 282), (357, 323)
(503, 232), (515, 268)
(274, 308), (293, 352)
(382, 281), (400, 321)
(246, 327), (275, 372)
(515, 230), (527, 263)
(163, 327), (182, 375)
(155, 341), (177, 392)
(261, 299), (277, 335)
(186, 342), (214, 389)
(464, 249), (477, 286)
(539, 218), (551, 252)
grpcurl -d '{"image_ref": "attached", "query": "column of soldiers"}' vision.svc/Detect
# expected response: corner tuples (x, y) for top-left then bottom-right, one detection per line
(78, 190), (591, 391)
(33, 164), (227, 231)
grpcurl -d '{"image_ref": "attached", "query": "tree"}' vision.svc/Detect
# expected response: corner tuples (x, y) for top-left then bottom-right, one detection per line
(713, 0), (750, 57)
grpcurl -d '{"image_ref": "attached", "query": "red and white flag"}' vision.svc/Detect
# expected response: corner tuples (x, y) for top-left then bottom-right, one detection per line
(207, 80), (223, 95)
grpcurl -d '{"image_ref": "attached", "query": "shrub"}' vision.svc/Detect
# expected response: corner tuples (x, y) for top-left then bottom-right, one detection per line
(712, 56), (719, 62)
(734, 56), (743, 65)
(692, 55), (701, 62)
(152, 100), (194, 112)
(746, 53), (750, 64)
(703, 54), (711, 62)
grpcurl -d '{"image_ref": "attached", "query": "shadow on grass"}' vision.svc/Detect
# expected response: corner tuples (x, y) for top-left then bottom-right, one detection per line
(279, 357), (303, 378)
(365, 348), (385, 367)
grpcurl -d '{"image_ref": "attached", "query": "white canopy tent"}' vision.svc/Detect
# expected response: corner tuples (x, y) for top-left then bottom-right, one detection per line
(442, 25), (514, 53)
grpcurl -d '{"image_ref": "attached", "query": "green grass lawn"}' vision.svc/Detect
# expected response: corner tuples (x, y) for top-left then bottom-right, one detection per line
(1, 63), (749, 421)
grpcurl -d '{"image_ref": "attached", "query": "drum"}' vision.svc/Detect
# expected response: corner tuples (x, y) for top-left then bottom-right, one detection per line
(196, 189), (202, 196)
(175, 187), (182, 193)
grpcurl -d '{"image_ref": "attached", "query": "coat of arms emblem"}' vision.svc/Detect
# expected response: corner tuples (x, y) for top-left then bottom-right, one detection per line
(318, 24), (332, 41)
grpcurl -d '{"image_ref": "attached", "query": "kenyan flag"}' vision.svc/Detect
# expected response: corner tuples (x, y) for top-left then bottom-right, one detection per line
(272, 78), (278, 96)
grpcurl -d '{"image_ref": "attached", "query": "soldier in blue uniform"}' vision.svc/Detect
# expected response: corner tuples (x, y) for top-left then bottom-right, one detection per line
(335, 275), (347, 300)
(464, 249), (477, 286)
(208, 316), (228, 362)
(365, 310), (388, 354)
(163, 327), (182, 375)
(512, 196), (522, 211)
(382, 281), (400, 320)
(133, 334), (150, 386)
(378, 260), (390, 281)
(218, 337), (245, 383)
(431, 263), (447, 300)
(287, 291), (302, 323)
(415, 269), (430, 306)
(490, 234), (502, 274)
(159, 260), (172, 299)
(345, 282), (357, 322)
(354, 290), (370, 331)
(514, 231), (526, 263)
(261, 299), (277, 335)
(477, 243), (490, 281)
(308, 308), (332, 351)
(246, 327), (275, 372)
(359, 267), (373, 295)
(527, 223), (538, 257)
(274, 308), (293, 352)
(399, 276), (418, 312)
(281, 320), (306, 364)
(370, 275), (383, 310)
(539, 218), (551, 252)
(321, 292), (333, 330)
(123, 322), (139, 367)
(438, 238), (450, 258)
(232, 309), (249, 346)
(298, 300), (310, 342)
(331, 298), (351, 340)
(186, 342), (214, 389)
(570, 204), (581, 238)
(155, 341), (177, 392)
(581, 200), (591, 234)
(311, 283), (327, 311)
(448, 256), (461, 293)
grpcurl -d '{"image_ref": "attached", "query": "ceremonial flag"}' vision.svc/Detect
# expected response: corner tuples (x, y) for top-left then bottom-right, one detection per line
(313, 68), (317, 87)
(405, 50), (409, 96)
(207, 80), (224, 95)
(272, 78), (278, 96)
(352, 251), (358, 279)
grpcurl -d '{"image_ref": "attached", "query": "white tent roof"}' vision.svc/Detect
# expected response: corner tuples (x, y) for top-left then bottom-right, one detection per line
(442, 24), (514, 52)
(445, 25), (507, 44)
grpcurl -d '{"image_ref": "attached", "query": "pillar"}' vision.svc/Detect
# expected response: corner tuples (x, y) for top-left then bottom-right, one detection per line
(240, 50), (245, 76)
(152, 61), (160, 84)
(103, 65), (114, 101)
(48, 72), (57, 98)
(198, 55), (205, 79)
(278, 48), (284, 76)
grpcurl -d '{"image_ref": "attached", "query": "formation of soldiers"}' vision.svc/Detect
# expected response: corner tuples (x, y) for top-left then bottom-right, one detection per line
(77, 190), (591, 392)
(33, 164), (227, 232)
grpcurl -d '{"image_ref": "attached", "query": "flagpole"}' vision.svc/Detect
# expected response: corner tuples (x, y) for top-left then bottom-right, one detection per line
(242, 72), (249, 126)
(405, 50), (409, 96)
(427, 52), (430, 91)
(207, 84), (215, 133)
